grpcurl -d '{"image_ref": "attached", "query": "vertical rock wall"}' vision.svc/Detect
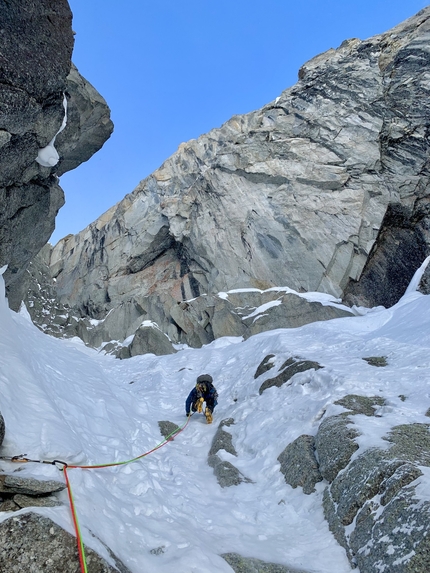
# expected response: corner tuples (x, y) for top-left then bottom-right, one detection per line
(0, 0), (113, 310)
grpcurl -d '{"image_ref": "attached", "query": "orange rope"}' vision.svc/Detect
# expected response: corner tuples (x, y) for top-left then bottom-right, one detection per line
(61, 415), (192, 573)
(63, 466), (88, 573)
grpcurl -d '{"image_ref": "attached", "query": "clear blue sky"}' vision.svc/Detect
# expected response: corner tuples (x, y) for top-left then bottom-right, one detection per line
(52, 0), (428, 244)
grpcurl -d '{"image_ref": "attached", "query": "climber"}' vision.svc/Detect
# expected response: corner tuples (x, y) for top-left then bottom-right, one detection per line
(185, 374), (218, 424)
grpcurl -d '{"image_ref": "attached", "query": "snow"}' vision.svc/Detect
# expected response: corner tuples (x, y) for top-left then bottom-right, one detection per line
(36, 94), (68, 167)
(216, 286), (354, 315)
(1, 264), (430, 573)
(241, 299), (283, 321)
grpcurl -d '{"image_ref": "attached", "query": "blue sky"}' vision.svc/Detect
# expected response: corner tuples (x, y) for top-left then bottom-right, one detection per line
(52, 0), (428, 244)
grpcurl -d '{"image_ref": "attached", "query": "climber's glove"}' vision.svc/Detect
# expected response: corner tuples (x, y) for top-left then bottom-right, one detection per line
(195, 397), (204, 413)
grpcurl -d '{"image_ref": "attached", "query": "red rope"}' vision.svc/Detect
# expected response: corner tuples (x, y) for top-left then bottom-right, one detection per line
(67, 415), (191, 470)
(62, 415), (192, 573)
(63, 466), (88, 573)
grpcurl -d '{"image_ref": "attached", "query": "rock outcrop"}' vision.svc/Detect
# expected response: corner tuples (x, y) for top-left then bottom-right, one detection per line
(0, 1), (115, 567)
(258, 356), (323, 395)
(208, 418), (252, 488)
(34, 8), (429, 333)
(0, 512), (131, 573)
(0, 474), (65, 512)
(279, 394), (430, 572)
(0, 0), (113, 311)
(0, 412), (4, 447)
(277, 435), (322, 495)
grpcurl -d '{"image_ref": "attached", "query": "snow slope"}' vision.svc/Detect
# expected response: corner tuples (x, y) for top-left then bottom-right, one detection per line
(0, 262), (430, 573)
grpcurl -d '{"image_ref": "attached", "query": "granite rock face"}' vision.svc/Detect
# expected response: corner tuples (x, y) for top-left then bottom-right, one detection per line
(25, 250), (352, 354)
(41, 7), (430, 349)
(0, 0), (113, 311)
(277, 435), (322, 494)
(0, 512), (131, 573)
(284, 393), (430, 572)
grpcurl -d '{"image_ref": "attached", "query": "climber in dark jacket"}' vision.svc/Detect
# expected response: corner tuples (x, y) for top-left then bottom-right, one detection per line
(185, 374), (218, 424)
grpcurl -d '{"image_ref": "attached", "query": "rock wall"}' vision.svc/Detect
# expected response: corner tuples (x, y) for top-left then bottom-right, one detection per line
(0, 0), (113, 311)
(24, 251), (352, 355)
(41, 8), (430, 351)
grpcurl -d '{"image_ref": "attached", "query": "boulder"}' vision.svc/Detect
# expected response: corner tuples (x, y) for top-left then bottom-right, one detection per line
(128, 323), (177, 357)
(314, 414), (360, 483)
(0, 512), (131, 573)
(158, 421), (181, 440)
(277, 435), (322, 494)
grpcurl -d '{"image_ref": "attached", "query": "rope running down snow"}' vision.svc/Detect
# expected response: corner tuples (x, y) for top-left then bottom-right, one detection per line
(1, 414), (193, 573)
(65, 414), (192, 573)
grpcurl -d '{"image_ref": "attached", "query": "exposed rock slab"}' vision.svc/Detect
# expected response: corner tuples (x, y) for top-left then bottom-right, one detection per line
(13, 494), (62, 509)
(315, 398), (430, 572)
(0, 474), (65, 495)
(0, 512), (131, 573)
(334, 394), (386, 415)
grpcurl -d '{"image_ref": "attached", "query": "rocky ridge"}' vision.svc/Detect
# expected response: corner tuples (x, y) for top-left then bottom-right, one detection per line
(30, 7), (430, 355)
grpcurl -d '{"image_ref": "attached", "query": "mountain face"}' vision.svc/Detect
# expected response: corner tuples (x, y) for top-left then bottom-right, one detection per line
(0, 0), (113, 311)
(34, 7), (430, 353)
